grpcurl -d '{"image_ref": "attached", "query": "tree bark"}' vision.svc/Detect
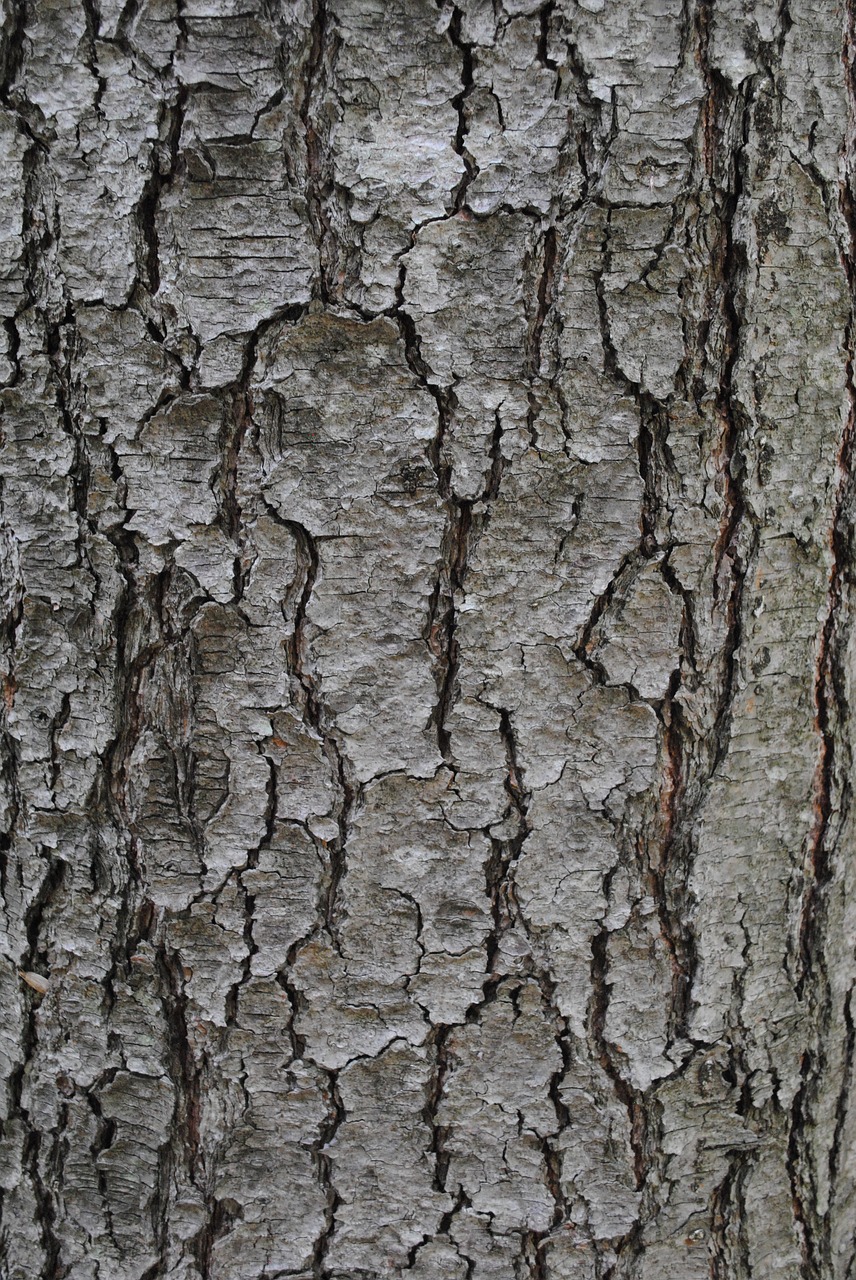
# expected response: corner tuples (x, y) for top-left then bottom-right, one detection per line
(1, 0), (855, 1276)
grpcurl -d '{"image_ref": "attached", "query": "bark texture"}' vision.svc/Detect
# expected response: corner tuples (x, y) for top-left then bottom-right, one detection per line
(1, 0), (856, 1276)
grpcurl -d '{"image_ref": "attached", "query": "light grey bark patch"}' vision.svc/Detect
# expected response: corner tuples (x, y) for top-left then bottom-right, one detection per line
(326, 1041), (450, 1273)
(151, 0), (317, 378)
(451, 404), (643, 663)
(96, 1071), (176, 1264)
(121, 394), (225, 546)
(243, 819), (324, 977)
(602, 904), (674, 1090)
(555, 0), (701, 205)
(603, 208), (689, 400)
(439, 981), (562, 1234)
(461, 14), (581, 217)
(402, 211), (535, 500)
(252, 311), (445, 783)
(77, 305), (182, 430)
(329, 0), (465, 310)
(346, 770), (491, 1024)
(587, 559), (683, 700)
(157, 144), (317, 374)
(0, 111), (28, 335)
(205, 978), (329, 1280)
(557, 1039), (640, 1240)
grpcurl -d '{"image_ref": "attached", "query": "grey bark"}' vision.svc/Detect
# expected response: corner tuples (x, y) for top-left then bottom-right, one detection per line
(0, 0), (855, 1277)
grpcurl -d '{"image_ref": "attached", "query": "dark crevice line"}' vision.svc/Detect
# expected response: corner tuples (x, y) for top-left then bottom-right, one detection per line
(788, 1049), (822, 1280)
(535, 0), (614, 220)
(536, 1), (558, 72)
(279, 512), (355, 946)
(483, 707), (531, 975)
(587, 921), (647, 1191)
(444, 5), (478, 213)
(792, 0), (856, 998)
(252, 486), (355, 953)
(592, 211), (669, 546)
(529, 225), (558, 385)
(827, 985), (856, 1244)
(522, 1228), (549, 1280)
(86, 1086), (119, 1254)
(395, 264), (470, 767)
(600, 1219), (646, 1280)
(299, 0), (339, 302)
(99, 568), (176, 1047)
(134, 0), (191, 297)
(576, 185), (702, 1238)
(0, 0), (27, 99)
(224, 753), (276, 1025)
(114, 0), (145, 43)
(423, 1023), (452, 1194)
(479, 707), (576, 1246)
(786, 13), (856, 1270)
(79, 0), (107, 112)
(220, 385), (253, 601)
(527, 981), (573, 1268)
(543, 1026), (571, 1230)
(155, 942), (205, 1268)
(22, 1105), (63, 1279)
(134, 82), (188, 297)
(651, 563), (702, 1050)
(192, 1197), (244, 1280)
(709, 1157), (742, 1280)
(705, 348), (753, 781)
(795, 311), (856, 1000)
(2, 314), (21, 387)
(648, 669), (695, 1047)
(649, 42), (761, 1097)
(277, 944), (309, 1063)
(426, 498), (469, 766)
(5, 860), (67, 1276)
(184, 737), (275, 1274)
(219, 303), (311, 606)
(484, 405), (505, 503)
(0, 579), (23, 914)
(645, 9), (759, 1088)
(309, 1068), (345, 1280)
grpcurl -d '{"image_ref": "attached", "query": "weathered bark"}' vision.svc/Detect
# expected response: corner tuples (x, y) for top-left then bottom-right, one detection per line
(1, 0), (855, 1276)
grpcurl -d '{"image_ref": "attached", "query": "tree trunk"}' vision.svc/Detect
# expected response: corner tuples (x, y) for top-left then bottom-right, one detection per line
(1, 0), (855, 1276)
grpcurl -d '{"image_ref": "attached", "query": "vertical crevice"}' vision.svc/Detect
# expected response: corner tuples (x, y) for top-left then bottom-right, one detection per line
(0, 0), (27, 100)
(153, 939), (203, 1274)
(529, 225), (557, 382)
(134, 81), (187, 298)
(784, 13), (856, 1272)
(299, 0), (339, 302)
(309, 1068), (345, 1280)
(588, 922), (646, 1191)
(536, 1), (558, 72)
(224, 754), (276, 1024)
(423, 1024), (452, 1194)
(266, 504), (355, 948)
(443, 5), (478, 212)
(482, 708), (531, 974)
(395, 265), (472, 768)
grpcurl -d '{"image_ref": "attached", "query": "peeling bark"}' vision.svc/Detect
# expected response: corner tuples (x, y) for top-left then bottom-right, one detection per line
(1, 0), (855, 1278)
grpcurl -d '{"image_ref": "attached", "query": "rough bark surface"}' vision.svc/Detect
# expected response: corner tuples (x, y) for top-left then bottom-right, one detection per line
(1, 0), (855, 1277)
